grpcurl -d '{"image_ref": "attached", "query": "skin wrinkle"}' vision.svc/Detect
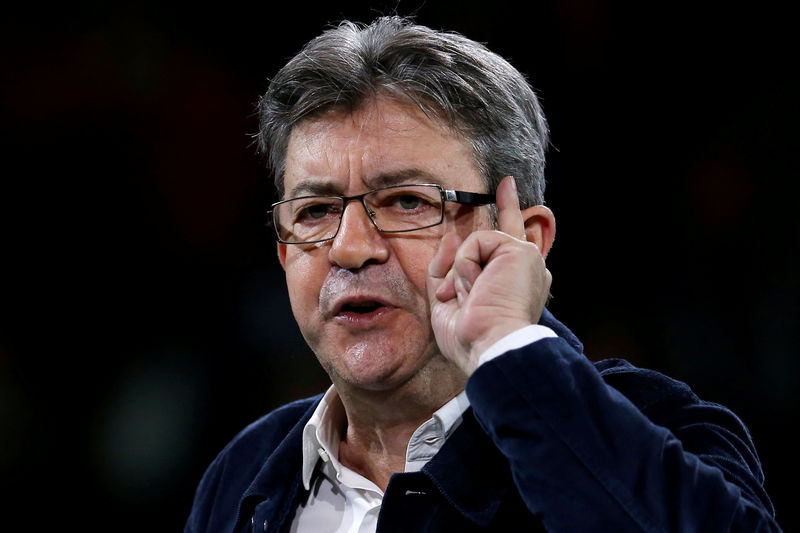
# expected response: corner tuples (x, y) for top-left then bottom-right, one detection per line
(280, 98), (483, 399)
(259, 20), (550, 209)
(286, 94), (475, 197)
(278, 97), (531, 489)
(318, 265), (415, 319)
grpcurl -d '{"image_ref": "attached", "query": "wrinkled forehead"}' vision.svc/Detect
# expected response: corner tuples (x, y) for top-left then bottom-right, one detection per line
(283, 97), (483, 199)
(288, 97), (448, 152)
(295, 91), (459, 140)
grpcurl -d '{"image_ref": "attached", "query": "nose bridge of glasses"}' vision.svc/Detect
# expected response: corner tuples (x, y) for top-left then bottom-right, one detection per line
(339, 193), (380, 230)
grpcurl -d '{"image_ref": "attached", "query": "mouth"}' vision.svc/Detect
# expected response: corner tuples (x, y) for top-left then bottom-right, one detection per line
(331, 296), (395, 323)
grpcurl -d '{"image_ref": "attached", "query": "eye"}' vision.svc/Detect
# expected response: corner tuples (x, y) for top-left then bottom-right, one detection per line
(292, 199), (340, 223)
(395, 194), (422, 210)
(301, 203), (332, 219)
(368, 186), (441, 217)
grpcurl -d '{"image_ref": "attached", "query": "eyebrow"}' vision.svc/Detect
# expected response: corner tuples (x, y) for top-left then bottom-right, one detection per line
(368, 169), (442, 188)
(286, 168), (443, 198)
(286, 180), (341, 198)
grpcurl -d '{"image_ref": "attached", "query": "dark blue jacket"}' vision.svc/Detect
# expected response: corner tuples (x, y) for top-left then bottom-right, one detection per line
(185, 310), (780, 532)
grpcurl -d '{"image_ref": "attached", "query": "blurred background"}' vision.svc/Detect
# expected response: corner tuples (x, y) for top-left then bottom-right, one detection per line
(2, 1), (797, 531)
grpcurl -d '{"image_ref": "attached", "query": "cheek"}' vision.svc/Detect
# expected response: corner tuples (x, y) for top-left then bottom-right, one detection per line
(283, 250), (325, 311)
(394, 239), (437, 296)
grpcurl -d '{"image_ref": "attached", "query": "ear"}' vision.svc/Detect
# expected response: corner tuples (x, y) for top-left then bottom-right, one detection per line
(277, 242), (287, 271)
(521, 205), (556, 258)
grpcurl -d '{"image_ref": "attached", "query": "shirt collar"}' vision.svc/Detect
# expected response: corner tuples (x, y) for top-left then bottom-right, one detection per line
(300, 385), (470, 490)
(300, 386), (344, 490)
(405, 389), (470, 470)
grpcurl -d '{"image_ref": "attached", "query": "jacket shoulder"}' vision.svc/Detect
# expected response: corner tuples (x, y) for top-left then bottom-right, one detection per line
(220, 395), (321, 461)
(185, 395), (322, 532)
(593, 358), (772, 511)
(594, 358), (698, 412)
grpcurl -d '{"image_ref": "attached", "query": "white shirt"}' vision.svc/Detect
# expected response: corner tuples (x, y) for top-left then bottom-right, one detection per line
(289, 324), (557, 533)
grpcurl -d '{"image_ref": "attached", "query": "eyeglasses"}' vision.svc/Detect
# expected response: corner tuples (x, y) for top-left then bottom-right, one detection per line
(269, 183), (495, 244)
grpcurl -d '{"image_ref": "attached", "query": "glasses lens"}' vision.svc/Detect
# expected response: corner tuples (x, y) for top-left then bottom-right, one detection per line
(273, 197), (343, 243)
(366, 185), (443, 232)
(271, 185), (445, 243)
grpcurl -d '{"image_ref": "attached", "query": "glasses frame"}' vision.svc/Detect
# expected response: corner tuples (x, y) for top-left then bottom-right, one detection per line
(268, 183), (496, 245)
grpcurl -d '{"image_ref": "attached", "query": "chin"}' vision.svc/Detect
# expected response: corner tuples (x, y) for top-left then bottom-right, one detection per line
(327, 340), (430, 391)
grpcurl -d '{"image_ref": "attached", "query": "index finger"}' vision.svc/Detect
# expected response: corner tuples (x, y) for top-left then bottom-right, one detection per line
(495, 176), (526, 240)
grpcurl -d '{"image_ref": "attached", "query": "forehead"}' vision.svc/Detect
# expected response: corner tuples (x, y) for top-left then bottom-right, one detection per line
(283, 98), (484, 197)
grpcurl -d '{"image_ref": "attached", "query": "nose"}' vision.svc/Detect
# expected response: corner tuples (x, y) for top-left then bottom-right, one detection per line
(328, 200), (390, 270)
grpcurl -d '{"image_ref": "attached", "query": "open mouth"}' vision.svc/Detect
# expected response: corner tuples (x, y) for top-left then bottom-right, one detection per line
(340, 301), (382, 314)
(331, 297), (393, 322)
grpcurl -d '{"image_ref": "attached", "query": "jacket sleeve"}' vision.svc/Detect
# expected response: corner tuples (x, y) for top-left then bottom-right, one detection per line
(465, 336), (782, 532)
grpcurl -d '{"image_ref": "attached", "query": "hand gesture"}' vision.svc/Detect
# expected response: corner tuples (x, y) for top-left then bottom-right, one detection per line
(427, 176), (553, 375)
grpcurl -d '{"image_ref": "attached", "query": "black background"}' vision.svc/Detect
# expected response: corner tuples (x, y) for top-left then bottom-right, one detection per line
(2, 1), (798, 531)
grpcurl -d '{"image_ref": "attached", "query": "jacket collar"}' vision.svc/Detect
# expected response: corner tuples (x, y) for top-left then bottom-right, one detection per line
(234, 308), (578, 529)
(235, 396), (321, 531)
(421, 406), (513, 526)
(420, 307), (582, 526)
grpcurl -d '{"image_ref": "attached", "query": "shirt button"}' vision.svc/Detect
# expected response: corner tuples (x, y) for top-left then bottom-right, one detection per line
(263, 519), (268, 531)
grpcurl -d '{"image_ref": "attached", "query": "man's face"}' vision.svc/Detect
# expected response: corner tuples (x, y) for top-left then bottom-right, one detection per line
(278, 98), (491, 394)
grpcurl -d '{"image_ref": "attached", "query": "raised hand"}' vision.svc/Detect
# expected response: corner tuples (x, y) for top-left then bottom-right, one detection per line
(427, 176), (553, 375)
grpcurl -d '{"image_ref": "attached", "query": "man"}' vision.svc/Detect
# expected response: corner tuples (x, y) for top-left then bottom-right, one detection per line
(185, 16), (781, 532)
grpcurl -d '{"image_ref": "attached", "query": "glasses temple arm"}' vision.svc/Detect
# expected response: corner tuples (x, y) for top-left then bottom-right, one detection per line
(445, 189), (496, 205)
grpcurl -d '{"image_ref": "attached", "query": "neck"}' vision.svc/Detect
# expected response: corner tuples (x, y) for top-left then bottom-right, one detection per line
(333, 358), (467, 491)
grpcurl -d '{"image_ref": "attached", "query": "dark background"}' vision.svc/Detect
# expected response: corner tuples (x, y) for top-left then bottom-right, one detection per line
(2, 1), (797, 531)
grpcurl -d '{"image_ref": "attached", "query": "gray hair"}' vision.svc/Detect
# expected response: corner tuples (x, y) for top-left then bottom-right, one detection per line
(257, 16), (550, 210)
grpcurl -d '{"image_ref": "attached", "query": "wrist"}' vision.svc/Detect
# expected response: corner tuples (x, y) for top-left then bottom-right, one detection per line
(468, 321), (532, 368)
